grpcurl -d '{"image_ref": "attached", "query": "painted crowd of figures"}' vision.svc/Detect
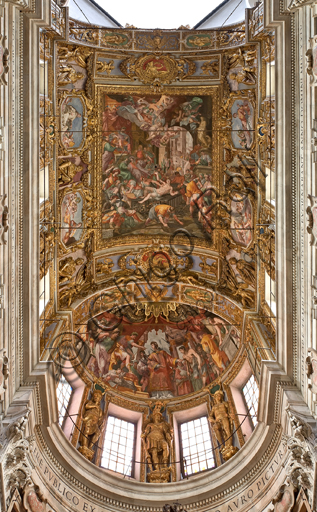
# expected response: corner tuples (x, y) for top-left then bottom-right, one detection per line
(81, 310), (240, 398)
(58, 93), (254, 247)
(100, 93), (214, 238)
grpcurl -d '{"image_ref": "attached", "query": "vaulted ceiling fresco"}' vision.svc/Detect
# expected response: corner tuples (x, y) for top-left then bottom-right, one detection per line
(39, 9), (276, 474)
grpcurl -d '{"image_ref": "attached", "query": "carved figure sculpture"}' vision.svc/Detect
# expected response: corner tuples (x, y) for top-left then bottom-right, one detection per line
(58, 64), (84, 86)
(141, 403), (173, 482)
(96, 60), (115, 75)
(58, 45), (92, 68)
(78, 389), (104, 461)
(201, 60), (219, 76)
(59, 256), (84, 284)
(58, 160), (84, 185)
(103, 34), (126, 46)
(208, 390), (239, 461)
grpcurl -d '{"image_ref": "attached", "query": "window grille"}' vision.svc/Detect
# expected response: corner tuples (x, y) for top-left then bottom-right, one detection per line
(56, 375), (72, 427)
(243, 375), (259, 427)
(101, 416), (135, 477)
(180, 416), (215, 477)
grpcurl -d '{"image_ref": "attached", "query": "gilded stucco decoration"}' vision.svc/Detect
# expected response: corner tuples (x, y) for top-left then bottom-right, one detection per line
(141, 401), (173, 482)
(38, 17), (276, 480)
(257, 202), (275, 280)
(119, 54), (196, 88)
(78, 388), (106, 461)
(208, 388), (239, 461)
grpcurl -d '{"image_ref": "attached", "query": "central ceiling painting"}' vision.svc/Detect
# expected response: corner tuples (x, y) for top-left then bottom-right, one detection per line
(100, 92), (213, 238)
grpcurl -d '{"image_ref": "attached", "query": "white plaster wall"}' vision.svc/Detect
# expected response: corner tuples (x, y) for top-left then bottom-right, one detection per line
(196, 0), (255, 29)
(68, 0), (120, 27)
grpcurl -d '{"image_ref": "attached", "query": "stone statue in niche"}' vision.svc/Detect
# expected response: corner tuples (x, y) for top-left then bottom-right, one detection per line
(78, 389), (105, 461)
(208, 390), (239, 461)
(141, 402), (173, 483)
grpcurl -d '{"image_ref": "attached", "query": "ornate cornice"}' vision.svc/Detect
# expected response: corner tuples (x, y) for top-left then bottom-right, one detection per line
(30, 422), (285, 512)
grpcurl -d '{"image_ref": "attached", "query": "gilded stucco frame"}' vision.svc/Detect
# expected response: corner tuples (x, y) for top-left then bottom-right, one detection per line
(94, 84), (221, 252)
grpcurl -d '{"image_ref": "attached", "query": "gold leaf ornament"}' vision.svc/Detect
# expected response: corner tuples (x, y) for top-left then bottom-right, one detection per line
(120, 54), (195, 86)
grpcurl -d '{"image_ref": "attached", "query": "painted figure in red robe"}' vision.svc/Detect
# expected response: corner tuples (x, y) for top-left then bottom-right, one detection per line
(147, 342), (177, 394)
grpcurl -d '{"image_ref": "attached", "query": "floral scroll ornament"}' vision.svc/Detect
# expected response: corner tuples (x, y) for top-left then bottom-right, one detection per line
(306, 194), (317, 246)
(0, 194), (9, 245)
(119, 54), (195, 90)
(0, 35), (9, 86)
(306, 348), (317, 394)
(201, 59), (219, 77)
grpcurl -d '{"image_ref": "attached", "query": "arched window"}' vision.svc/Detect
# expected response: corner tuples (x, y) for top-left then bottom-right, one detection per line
(179, 416), (215, 477)
(101, 415), (136, 477)
(56, 375), (73, 427)
(242, 374), (259, 427)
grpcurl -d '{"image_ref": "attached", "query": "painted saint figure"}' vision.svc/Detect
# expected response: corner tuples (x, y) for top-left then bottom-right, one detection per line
(147, 342), (177, 394)
(200, 334), (229, 371)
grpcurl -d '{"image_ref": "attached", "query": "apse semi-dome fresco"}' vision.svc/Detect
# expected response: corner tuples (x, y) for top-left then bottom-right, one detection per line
(82, 304), (240, 397)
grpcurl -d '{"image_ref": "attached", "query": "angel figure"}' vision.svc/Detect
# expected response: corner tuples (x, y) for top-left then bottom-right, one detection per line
(96, 60), (115, 75)
(58, 64), (84, 87)
(58, 160), (84, 185)
(227, 48), (257, 90)
(235, 259), (256, 287)
(58, 45), (92, 68)
(59, 256), (84, 285)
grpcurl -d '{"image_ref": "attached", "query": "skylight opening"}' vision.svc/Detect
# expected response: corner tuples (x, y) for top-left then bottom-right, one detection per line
(96, 0), (225, 29)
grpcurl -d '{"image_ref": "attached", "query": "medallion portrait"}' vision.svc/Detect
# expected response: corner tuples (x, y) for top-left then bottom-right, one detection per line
(60, 96), (84, 149)
(230, 194), (253, 247)
(61, 191), (83, 246)
(231, 99), (254, 149)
